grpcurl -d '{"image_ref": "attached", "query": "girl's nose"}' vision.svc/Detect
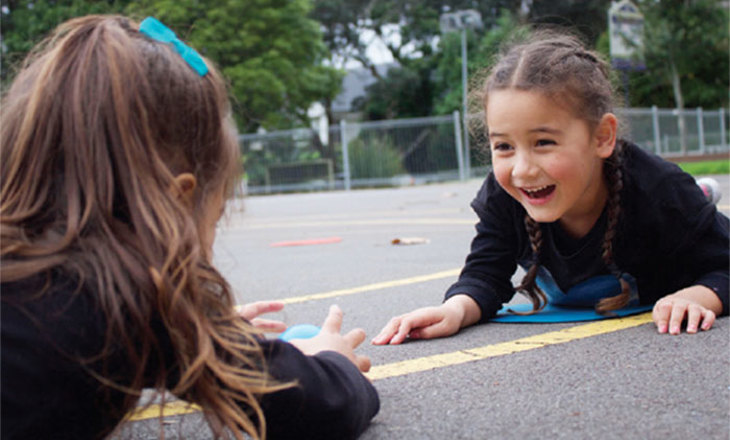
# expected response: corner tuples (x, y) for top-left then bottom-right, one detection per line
(511, 151), (537, 180)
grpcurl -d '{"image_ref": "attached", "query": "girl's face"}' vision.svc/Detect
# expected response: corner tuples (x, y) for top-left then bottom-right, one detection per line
(486, 89), (615, 237)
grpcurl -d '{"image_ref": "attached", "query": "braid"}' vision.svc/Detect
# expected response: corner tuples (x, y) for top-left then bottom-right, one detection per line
(510, 215), (547, 314)
(596, 141), (629, 313)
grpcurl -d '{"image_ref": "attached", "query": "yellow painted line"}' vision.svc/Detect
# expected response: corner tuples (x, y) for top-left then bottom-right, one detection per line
(366, 312), (653, 380)
(274, 268), (461, 304)
(127, 312), (653, 421)
(717, 204), (730, 210)
(127, 400), (201, 421)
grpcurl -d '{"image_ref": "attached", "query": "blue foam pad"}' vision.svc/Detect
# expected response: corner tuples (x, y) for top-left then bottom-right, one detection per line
(278, 324), (321, 341)
(493, 303), (653, 323)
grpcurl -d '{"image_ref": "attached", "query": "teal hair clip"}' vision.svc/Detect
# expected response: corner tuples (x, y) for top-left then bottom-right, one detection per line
(139, 17), (208, 76)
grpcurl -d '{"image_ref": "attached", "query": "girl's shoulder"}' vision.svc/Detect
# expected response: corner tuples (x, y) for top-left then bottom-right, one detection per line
(620, 141), (722, 235)
(621, 141), (706, 211)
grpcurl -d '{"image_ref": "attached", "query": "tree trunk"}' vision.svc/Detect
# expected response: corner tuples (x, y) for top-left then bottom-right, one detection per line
(669, 59), (687, 155)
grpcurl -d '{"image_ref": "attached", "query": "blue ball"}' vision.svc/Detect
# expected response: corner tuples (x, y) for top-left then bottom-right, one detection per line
(279, 324), (321, 342)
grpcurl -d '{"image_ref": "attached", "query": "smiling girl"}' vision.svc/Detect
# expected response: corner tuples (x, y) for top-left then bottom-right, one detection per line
(373, 31), (729, 344)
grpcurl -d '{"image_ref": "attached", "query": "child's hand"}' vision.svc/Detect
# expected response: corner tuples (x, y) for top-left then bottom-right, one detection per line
(237, 301), (287, 333)
(652, 286), (721, 335)
(289, 305), (371, 373)
(371, 301), (465, 345)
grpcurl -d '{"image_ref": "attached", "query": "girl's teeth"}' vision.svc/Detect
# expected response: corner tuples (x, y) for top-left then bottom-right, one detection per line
(524, 185), (554, 198)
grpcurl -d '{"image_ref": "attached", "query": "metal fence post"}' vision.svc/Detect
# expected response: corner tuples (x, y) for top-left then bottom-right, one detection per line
(453, 110), (465, 181)
(339, 120), (351, 191)
(651, 105), (661, 155)
(720, 107), (727, 149)
(697, 107), (705, 154)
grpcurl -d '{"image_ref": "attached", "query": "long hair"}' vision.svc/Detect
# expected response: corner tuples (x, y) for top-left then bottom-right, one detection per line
(1, 15), (285, 439)
(477, 30), (629, 314)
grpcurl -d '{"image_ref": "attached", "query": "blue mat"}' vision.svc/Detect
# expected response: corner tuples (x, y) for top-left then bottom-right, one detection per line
(493, 303), (653, 323)
(492, 270), (652, 323)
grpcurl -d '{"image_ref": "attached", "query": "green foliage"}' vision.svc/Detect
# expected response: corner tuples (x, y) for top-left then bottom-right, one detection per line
(2, 0), (342, 132)
(628, 0), (729, 109)
(433, 10), (520, 116)
(127, 0), (344, 132)
(527, 0), (612, 43)
(355, 62), (434, 120)
(1, 0), (129, 83)
(347, 136), (405, 179)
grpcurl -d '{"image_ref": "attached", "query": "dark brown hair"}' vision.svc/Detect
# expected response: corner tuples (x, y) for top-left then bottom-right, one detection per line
(478, 30), (629, 313)
(1, 15), (285, 439)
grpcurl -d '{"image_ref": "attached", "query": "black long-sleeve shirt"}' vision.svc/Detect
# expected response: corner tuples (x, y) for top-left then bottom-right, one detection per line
(1, 273), (379, 439)
(445, 141), (729, 321)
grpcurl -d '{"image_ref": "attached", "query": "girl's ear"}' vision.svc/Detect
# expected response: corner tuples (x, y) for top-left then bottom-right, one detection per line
(172, 173), (197, 206)
(594, 113), (618, 159)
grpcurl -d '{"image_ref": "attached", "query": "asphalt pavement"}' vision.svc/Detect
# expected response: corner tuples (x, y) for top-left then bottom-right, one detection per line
(114, 174), (730, 439)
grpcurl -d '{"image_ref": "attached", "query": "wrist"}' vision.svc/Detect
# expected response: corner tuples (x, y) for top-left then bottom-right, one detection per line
(667, 285), (723, 315)
(444, 294), (482, 328)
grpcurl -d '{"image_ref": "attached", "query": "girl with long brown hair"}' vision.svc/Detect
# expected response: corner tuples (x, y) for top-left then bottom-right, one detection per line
(373, 30), (728, 345)
(1, 15), (378, 439)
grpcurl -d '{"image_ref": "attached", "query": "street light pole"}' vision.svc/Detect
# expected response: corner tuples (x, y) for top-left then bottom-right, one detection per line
(441, 10), (481, 180)
(461, 27), (470, 177)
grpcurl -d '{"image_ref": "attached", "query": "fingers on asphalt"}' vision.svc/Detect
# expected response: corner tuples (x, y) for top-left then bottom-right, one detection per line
(669, 303), (688, 334)
(652, 301), (670, 333)
(371, 317), (401, 345)
(701, 310), (716, 331)
(686, 306), (702, 333)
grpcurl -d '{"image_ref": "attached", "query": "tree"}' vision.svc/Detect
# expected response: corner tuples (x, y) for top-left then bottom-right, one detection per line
(631, 0), (729, 153)
(432, 9), (522, 116)
(129, 0), (343, 132)
(523, 0), (612, 43)
(1, 0), (128, 84)
(312, 0), (520, 75)
(2, 0), (342, 132)
(312, 1), (618, 122)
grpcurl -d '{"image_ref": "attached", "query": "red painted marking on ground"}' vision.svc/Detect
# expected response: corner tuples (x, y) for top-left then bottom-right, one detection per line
(269, 237), (343, 247)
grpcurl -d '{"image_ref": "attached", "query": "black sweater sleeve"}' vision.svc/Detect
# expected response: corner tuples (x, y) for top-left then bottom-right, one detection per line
(258, 339), (379, 440)
(443, 173), (526, 321)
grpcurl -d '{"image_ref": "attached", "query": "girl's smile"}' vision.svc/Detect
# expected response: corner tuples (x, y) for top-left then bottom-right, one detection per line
(520, 184), (556, 204)
(486, 89), (616, 237)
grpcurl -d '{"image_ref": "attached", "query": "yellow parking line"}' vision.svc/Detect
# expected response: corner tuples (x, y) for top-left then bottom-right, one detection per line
(127, 400), (201, 421)
(126, 312), (653, 422)
(367, 312), (653, 380)
(275, 268), (461, 304)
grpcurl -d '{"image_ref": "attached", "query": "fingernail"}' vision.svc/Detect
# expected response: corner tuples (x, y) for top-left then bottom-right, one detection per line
(670, 325), (679, 334)
(658, 324), (667, 333)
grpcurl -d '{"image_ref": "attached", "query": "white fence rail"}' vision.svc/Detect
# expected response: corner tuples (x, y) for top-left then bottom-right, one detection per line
(239, 107), (728, 195)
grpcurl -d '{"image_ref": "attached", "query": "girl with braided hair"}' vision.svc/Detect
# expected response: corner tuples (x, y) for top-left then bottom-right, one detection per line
(373, 30), (728, 345)
(1, 15), (378, 439)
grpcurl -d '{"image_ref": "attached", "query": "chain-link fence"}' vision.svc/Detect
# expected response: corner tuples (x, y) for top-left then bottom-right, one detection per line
(239, 107), (728, 195)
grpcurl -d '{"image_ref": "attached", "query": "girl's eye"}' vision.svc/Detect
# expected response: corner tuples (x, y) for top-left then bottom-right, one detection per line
(536, 139), (556, 147)
(492, 142), (512, 152)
